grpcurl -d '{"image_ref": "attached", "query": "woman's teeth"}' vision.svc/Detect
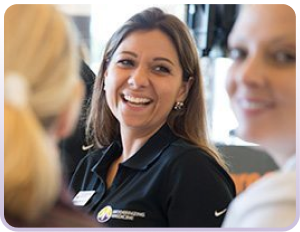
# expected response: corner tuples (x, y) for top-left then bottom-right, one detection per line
(123, 95), (151, 105)
(240, 100), (269, 110)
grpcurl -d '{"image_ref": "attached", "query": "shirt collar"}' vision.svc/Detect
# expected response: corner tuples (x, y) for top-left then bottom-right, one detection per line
(121, 124), (178, 170)
(93, 124), (178, 172)
(91, 141), (122, 176)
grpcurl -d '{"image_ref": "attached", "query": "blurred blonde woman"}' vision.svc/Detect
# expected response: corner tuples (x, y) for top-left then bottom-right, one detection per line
(4, 4), (97, 227)
(223, 4), (296, 228)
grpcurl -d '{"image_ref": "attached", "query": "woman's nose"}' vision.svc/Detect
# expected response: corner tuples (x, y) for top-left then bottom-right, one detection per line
(235, 55), (267, 87)
(127, 66), (150, 89)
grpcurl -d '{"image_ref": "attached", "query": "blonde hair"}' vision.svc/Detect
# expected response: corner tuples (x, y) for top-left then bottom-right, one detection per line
(4, 4), (80, 222)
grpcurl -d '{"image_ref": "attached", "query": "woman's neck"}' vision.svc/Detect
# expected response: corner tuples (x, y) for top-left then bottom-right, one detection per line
(119, 124), (164, 162)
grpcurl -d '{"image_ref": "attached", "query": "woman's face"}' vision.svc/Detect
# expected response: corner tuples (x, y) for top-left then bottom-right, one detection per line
(226, 5), (296, 161)
(104, 29), (190, 135)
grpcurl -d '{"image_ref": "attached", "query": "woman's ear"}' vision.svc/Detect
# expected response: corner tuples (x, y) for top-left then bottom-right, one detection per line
(177, 77), (194, 102)
(103, 68), (110, 91)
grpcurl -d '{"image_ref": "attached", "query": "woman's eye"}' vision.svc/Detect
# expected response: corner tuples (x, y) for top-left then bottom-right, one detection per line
(228, 48), (247, 61)
(273, 51), (296, 64)
(117, 59), (134, 67)
(153, 65), (171, 74)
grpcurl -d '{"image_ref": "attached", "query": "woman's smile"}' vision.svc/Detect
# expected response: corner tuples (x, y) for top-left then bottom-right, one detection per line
(235, 97), (275, 117)
(121, 93), (152, 106)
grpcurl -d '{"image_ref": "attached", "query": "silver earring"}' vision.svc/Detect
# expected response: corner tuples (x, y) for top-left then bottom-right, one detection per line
(174, 101), (184, 110)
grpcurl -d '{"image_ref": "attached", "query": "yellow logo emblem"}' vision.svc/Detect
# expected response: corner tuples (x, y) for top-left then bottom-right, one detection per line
(97, 205), (113, 223)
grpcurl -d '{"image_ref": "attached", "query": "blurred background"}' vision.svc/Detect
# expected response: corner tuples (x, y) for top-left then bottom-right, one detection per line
(58, 4), (278, 194)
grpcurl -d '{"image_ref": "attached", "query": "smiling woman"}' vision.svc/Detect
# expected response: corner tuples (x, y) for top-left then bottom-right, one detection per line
(69, 7), (236, 227)
(223, 4), (296, 228)
(226, 4), (296, 166)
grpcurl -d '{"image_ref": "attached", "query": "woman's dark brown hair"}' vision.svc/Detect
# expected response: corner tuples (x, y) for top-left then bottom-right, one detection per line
(87, 7), (227, 169)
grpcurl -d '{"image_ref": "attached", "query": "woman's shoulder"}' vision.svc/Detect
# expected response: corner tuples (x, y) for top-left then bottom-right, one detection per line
(166, 139), (219, 166)
(224, 170), (296, 227)
(229, 170), (296, 216)
(165, 139), (230, 177)
(240, 170), (296, 202)
(164, 139), (235, 192)
(159, 138), (236, 197)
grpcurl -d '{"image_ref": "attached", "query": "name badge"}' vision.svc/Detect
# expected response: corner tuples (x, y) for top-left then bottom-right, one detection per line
(72, 190), (96, 206)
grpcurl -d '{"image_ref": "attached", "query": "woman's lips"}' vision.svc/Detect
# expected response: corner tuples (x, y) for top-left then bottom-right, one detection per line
(121, 94), (152, 106)
(235, 98), (275, 118)
(237, 99), (273, 110)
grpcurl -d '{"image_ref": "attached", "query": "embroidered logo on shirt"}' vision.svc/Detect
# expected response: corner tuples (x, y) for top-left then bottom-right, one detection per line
(214, 208), (227, 217)
(97, 206), (146, 223)
(97, 205), (113, 223)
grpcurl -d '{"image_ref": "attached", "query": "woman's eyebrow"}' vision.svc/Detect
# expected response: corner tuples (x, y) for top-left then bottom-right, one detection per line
(117, 51), (175, 66)
(118, 51), (138, 57)
(269, 36), (296, 47)
(153, 57), (175, 66)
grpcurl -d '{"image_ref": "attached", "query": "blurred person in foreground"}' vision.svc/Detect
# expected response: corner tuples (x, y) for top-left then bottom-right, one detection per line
(222, 4), (296, 228)
(4, 4), (97, 227)
(60, 60), (96, 182)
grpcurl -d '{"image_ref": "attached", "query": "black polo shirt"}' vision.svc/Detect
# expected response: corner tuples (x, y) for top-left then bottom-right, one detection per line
(70, 125), (236, 227)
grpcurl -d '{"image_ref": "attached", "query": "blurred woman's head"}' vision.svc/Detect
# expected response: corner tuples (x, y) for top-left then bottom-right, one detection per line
(4, 4), (83, 222)
(226, 5), (296, 165)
